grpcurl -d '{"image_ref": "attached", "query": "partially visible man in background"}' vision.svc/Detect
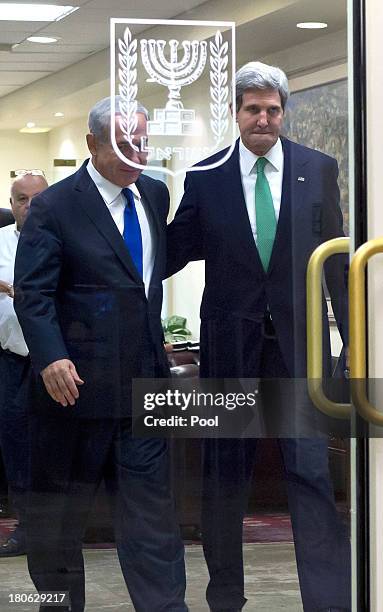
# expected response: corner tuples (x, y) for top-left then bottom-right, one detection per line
(0, 202), (14, 522)
(0, 171), (48, 556)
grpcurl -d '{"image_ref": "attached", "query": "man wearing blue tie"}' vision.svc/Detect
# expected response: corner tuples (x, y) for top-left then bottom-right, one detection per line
(14, 97), (187, 612)
(167, 62), (350, 611)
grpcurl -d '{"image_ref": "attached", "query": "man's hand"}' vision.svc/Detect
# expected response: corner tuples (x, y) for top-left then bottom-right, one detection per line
(41, 359), (84, 407)
(0, 280), (14, 298)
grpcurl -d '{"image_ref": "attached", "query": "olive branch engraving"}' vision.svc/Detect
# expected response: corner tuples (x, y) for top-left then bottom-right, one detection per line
(118, 27), (138, 151)
(209, 31), (229, 147)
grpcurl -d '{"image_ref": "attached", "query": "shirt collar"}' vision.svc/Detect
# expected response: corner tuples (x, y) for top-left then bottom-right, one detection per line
(239, 137), (283, 176)
(14, 223), (20, 238)
(86, 159), (140, 204)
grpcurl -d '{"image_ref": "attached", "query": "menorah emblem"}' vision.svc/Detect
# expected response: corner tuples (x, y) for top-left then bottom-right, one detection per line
(141, 39), (207, 109)
(110, 18), (236, 177)
(141, 38), (207, 136)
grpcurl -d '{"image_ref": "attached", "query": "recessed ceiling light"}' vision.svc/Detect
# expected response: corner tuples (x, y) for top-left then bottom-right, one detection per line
(20, 126), (51, 134)
(27, 36), (59, 44)
(26, 122), (35, 128)
(54, 112), (64, 117)
(297, 22), (328, 29)
(0, 4), (78, 22)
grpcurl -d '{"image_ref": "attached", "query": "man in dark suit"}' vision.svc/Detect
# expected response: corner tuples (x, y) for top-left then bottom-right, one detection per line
(14, 97), (187, 612)
(167, 62), (350, 611)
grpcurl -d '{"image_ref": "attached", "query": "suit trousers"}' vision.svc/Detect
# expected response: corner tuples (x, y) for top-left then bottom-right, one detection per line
(26, 412), (187, 612)
(201, 336), (351, 612)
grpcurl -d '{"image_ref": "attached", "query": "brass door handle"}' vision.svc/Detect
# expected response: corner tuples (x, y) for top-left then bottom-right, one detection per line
(306, 237), (351, 419)
(349, 238), (383, 425)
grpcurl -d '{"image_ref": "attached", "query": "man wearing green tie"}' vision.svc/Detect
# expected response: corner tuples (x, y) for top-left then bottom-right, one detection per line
(167, 62), (350, 612)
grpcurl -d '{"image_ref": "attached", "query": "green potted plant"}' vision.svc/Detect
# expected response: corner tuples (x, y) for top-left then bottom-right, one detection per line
(162, 315), (192, 344)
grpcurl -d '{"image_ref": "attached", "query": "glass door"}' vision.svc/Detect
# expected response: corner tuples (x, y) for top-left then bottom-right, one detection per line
(309, 2), (383, 610)
(348, 1), (383, 610)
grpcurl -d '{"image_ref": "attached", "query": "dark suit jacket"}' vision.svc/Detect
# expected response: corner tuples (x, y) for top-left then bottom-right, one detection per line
(14, 161), (170, 418)
(0, 208), (14, 228)
(167, 138), (348, 379)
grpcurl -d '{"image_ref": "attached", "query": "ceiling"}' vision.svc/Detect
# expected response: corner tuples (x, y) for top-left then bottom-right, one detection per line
(0, 0), (347, 130)
(0, 0), (208, 97)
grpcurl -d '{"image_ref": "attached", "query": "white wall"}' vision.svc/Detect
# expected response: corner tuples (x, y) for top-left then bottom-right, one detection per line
(47, 117), (89, 182)
(0, 120), (91, 207)
(0, 132), (49, 206)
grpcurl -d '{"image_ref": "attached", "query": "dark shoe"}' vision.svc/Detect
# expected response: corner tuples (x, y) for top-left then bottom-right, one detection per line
(0, 537), (26, 557)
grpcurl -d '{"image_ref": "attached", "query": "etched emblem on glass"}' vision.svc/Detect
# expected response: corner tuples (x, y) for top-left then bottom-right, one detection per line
(110, 19), (236, 177)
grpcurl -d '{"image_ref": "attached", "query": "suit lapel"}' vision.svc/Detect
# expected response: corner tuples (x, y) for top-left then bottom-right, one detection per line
(267, 138), (308, 274)
(219, 140), (265, 274)
(73, 162), (144, 286)
(136, 175), (163, 289)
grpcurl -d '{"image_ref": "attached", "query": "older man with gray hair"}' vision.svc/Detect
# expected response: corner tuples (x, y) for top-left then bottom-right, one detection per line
(14, 97), (187, 612)
(167, 61), (350, 611)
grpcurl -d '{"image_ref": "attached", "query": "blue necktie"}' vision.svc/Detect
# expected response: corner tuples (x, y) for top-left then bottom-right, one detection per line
(122, 188), (143, 278)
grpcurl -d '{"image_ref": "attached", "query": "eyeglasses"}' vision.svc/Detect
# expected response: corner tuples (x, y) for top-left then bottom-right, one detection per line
(11, 169), (46, 178)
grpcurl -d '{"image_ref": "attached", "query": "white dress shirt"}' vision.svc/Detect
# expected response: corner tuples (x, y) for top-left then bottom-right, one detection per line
(239, 137), (284, 244)
(87, 160), (154, 297)
(0, 223), (28, 356)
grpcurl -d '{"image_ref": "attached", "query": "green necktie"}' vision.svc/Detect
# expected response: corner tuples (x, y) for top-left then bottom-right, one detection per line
(255, 156), (277, 272)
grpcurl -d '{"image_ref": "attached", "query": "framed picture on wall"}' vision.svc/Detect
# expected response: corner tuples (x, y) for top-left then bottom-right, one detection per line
(283, 78), (349, 236)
